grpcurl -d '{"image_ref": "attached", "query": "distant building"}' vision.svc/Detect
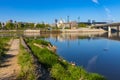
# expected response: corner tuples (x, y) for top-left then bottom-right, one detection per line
(7, 20), (13, 23)
(57, 18), (65, 28)
(53, 18), (107, 29)
(78, 22), (91, 25)
(78, 20), (107, 27)
(92, 22), (107, 26)
(69, 21), (78, 29)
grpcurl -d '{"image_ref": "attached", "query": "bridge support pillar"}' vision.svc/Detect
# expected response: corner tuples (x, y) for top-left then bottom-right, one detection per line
(117, 26), (120, 32)
(108, 31), (111, 38)
(108, 26), (111, 38)
(117, 31), (119, 37)
(108, 26), (111, 32)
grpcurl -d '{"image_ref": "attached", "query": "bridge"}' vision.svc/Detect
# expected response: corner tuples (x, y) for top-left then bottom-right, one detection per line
(93, 22), (120, 32)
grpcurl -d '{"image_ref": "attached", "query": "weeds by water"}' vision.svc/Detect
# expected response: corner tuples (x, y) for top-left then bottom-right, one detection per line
(18, 44), (36, 80)
(26, 38), (106, 80)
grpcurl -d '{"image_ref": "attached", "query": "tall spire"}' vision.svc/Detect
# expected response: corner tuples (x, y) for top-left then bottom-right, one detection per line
(78, 16), (80, 22)
(67, 16), (69, 23)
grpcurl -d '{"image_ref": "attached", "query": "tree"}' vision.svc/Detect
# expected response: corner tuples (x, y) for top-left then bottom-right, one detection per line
(5, 22), (15, 30)
(29, 23), (34, 29)
(45, 24), (50, 28)
(35, 23), (46, 29)
(0, 22), (2, 29)
(23, 23), (35, 29)
(17, 22), (25, 29)
(24, 23), (30, 29)
(14, 21), (18, 29)
(78, 23), (87, 28)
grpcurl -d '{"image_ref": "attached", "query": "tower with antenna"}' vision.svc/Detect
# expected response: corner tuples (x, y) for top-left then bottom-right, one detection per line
(78, 16), (80, 23)
(67, 16), (69, 23)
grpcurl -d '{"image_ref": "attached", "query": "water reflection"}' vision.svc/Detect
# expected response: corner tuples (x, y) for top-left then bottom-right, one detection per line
(23, 32), (120, 42)
(1, 31), (120, 41)
(87, 55), (98, 71)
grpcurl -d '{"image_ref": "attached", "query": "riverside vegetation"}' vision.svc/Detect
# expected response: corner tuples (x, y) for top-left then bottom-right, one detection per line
(0, 37), (106, 80)
(25, 38), (106, 80)
(0, 37), (10, 66)
(18, 41), (36, 80)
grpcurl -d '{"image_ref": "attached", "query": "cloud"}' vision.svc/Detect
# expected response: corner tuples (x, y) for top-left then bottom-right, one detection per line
(105, 7), (111, 13)
(92, 0), (99, 4)
(91, 0), (115, 22)
(104, 7), (114, 22)
(86, 55), (98, 71)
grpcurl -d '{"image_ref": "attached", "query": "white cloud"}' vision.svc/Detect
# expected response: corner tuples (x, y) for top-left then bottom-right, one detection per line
(104, 7), (114, 22)
(92, 0), (99, 4)
(105, 7), (111, 13)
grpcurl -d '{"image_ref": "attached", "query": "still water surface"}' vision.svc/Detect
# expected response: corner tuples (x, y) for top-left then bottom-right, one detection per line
(44, 32), (120, 80)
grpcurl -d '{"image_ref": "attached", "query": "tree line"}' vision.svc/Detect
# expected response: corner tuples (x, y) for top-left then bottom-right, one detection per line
(0, 20), (89, 30)
(0, 21), (50, 30)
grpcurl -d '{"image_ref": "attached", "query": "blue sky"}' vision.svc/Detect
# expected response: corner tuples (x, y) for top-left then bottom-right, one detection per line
(0, 0), (120, 23)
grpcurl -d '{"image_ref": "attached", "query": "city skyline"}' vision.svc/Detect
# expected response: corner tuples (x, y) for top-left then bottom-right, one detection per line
(0, 0), (119, 23)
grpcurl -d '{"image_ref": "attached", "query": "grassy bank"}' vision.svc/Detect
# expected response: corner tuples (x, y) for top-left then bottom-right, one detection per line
(26, 38), (105, 80)
(18, 43), (36, 80)
(0, 37), (11, 66)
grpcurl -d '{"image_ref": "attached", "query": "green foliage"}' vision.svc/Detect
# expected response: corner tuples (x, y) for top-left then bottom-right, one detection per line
(17, 22), (25, 29)
(26, 39), (51, 46)
(64, 27), (70, 29)
(0, 22), (2, 29)
(45, 24), (50, 28)
(5, 22), (15, 29)
(24, 23), (35, 29)
(51, 63), (89, 80)
(18, 44), (36, 80)
(50, 63), (66, 80)
(78, 36), (88, 39)
(35, 23), (45, 29)
(28, 43), (58, 67)
(26, 39), (106, 80)
(28, 23), (35, 29)
(87, 73), (106, 80)
(0, 38), (10, 65)
(78, 23), (87, 28)
(2, 21), (52, 30)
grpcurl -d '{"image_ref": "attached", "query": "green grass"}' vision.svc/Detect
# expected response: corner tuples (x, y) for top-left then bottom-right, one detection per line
(18, 44), (36, 80)
(0, 37), (10, 65)
(29, 44), (58, 68)
(26, 39), (106, 80)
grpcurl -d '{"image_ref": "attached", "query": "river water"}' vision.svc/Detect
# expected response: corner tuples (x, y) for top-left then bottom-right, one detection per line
(1, 32), (120, 80)
(43, 32), (120, 80)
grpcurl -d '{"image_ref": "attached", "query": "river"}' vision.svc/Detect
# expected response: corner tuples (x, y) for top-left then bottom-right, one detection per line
(43, 32), (120, 80)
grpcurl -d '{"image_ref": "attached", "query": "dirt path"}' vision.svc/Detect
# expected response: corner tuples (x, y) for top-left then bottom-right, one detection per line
(0, 39), (20, 80)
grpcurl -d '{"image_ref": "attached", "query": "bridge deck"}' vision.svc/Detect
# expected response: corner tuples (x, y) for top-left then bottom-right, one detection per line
(94, 23), (120, 27)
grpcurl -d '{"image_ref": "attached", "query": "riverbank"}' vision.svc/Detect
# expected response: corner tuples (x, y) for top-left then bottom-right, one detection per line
(25, 38), (105, 80)
(0, 28), (106, 33)
(61, 28), (106, 33)
(0, 37), (106, 80)
(25, 28), (106, 33)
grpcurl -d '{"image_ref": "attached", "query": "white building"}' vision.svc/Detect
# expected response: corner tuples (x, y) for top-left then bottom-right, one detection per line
(57, 18), (65, 29)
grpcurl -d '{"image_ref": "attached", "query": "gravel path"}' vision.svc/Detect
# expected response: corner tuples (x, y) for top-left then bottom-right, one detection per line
(0, 39), (20, 80)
